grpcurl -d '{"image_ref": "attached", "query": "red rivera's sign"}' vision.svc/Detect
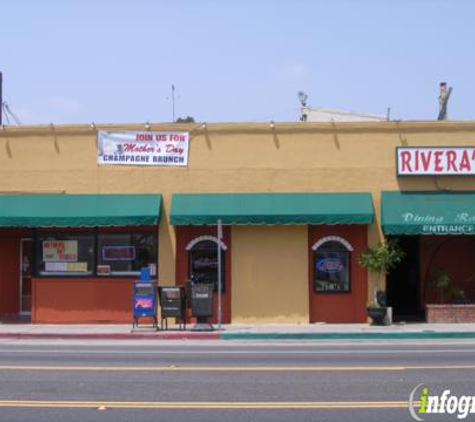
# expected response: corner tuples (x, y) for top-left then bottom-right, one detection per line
(397, 147), (475, 176)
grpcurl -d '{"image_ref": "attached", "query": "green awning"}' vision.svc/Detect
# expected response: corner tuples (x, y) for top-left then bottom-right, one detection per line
(382, 191), (475, 235)
(170, 193), (374, 225)
(0, 194), (162, 227)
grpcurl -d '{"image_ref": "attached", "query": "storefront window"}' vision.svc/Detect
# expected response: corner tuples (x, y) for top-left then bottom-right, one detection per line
(36, 234), (95, 276)
(188, 240), (225, 292)
(97, 233), (157, 276)
(34, 231), (157, 277)
(314, 241), (350, 293)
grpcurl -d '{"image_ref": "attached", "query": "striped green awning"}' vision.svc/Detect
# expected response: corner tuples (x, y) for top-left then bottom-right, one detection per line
(170, 193), (374, 225)
(0, 194), (162, 227)
(382, 191), (475, 235)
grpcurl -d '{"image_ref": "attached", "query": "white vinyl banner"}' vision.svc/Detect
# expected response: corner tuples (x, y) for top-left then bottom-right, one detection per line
(97, 131), (189, 166)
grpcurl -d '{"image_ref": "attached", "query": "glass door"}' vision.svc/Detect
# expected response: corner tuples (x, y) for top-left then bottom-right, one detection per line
(20, 239), (32, 315)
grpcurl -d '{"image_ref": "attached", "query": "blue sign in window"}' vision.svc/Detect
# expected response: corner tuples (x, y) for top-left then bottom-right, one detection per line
(316, 258), (344, 274)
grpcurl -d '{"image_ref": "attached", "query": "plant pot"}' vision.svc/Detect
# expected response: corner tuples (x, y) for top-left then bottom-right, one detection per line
(452, 298), (472, 305)
(367, 306), (388, 326)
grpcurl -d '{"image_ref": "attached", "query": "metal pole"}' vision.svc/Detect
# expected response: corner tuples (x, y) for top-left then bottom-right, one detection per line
(217, 219), (223, 330)
(172, 84), (175, 122)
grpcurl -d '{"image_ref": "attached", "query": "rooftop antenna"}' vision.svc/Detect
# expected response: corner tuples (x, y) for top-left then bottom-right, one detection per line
(297, 91), (308, 122)
(171, 84), (175, 122)
(437, 82), (452, 121)
(166, 84), (179, 122)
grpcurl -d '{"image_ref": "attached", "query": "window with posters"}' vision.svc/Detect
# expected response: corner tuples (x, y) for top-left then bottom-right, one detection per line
(36, 234), (95, 276)
(34, 232), (157, 277)
(97, 233), (157, 276)
(314, 241), (350, 293)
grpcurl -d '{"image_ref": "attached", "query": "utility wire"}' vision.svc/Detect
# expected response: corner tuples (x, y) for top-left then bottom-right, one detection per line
(2, 104), (11, 125)
(2, 102), (22, 125)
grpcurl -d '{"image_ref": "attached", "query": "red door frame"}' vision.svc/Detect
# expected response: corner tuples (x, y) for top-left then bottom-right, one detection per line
(20, 238), (33, 315)
(0, 229), (31, 319)
(308, 225), (368, 323)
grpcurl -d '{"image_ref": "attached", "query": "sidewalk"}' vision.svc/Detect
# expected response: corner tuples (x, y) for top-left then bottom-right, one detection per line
(1, 322), (475, 340)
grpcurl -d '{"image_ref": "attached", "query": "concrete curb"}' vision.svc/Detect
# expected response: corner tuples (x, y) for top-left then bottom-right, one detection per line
(0, 332), (220, 340)
(220, 332), (475, 340)
(2, 331), (475, 340)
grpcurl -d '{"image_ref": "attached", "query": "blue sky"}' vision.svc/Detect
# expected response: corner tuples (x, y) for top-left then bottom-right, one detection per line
(1, 0), (474, 124)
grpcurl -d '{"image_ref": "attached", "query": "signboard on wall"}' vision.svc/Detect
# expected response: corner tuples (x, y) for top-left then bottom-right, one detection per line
(102, 246), (136, 261)
(399, 212), (475, 234)
(97, 131), (189, 166)
(397, 147), (475, 176)
(43, 241), (78, 262)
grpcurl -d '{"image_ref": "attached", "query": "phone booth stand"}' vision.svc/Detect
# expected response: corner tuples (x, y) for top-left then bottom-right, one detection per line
(132, 268), (158, 329)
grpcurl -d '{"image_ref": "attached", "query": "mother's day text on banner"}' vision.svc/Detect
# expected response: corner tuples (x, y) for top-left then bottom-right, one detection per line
(98, 131), (189, 166)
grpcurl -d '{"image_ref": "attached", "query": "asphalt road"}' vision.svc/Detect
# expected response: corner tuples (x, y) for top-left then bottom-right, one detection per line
(0, 338), (475, 421)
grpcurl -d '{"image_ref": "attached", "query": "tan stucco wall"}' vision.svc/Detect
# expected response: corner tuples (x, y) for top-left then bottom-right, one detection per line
(231, 225), (309, 323)
(1, 121), (475, 321)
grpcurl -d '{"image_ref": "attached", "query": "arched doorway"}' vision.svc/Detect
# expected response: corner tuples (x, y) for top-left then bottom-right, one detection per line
(175, 227), (232, 323)
(308, 225), (368, 323)
(187, 239), (226, 290)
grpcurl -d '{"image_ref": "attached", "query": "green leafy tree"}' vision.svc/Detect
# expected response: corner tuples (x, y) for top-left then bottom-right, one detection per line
(432, 267), (451, 304)
(359, 239), (405, 302)
(175, 116), (195, 123)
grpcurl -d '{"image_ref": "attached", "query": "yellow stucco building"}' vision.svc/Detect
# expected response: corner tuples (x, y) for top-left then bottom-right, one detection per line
(0, 121), (474, 324)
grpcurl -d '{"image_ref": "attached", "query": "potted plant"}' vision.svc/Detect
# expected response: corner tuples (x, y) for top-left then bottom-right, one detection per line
(429, 268), (472, 305)
(359, 239), (405, 325)
(433, 267), (451, 304)
(366, 296), (387, 326)
(451, 287), (471, 305)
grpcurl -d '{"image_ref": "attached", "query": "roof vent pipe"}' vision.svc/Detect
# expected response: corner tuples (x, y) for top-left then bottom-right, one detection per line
(437, 81), (452, 121)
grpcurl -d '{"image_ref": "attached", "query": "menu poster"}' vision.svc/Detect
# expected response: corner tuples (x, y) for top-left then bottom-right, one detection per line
(43, 240), (78, 262)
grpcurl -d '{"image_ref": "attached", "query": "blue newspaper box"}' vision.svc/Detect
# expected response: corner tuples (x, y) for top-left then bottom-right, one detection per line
(132, 269), (157, 328)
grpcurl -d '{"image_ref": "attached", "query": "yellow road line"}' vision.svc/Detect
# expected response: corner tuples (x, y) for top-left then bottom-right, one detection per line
(0, 400), (416, 409)
(0, 365), (473, 372)
(405, 365), (475, 370)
